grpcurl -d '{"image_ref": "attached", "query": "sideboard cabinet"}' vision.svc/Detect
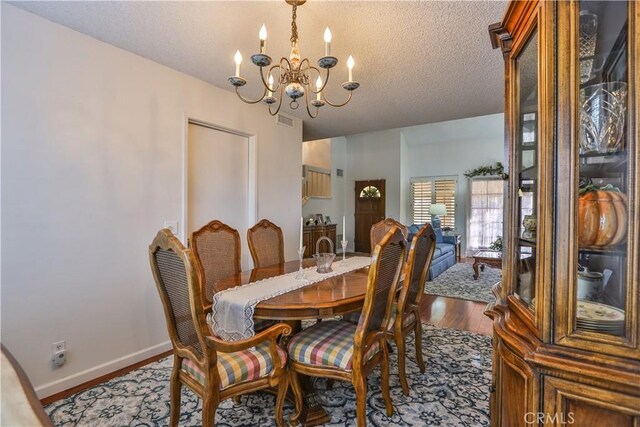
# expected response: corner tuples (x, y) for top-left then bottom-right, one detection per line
(302, 224), (336, 258)
(487, 1), (639, 426)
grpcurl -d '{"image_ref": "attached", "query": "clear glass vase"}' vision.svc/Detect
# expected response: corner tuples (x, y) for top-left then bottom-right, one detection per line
(580, 82), (628, 154)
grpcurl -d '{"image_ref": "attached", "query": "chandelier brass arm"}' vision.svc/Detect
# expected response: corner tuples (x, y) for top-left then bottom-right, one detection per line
(234, 86), (269, 105)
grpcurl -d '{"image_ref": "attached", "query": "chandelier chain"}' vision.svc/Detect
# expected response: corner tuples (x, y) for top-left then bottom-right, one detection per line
(290, 4), (298, 44)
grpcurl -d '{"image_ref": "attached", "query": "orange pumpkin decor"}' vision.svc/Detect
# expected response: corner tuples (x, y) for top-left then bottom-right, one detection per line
(578, 189), (628, 246)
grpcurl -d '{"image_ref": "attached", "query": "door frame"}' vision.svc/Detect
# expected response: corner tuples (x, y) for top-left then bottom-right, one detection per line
(181, 114), (257, 244)
(354, 179), (386, 253)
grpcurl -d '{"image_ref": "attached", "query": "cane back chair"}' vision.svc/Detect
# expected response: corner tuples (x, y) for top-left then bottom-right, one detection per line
(190, 220), (241, 311)
(247, 219), (285, 268)
(391, 223), (436, 395)
(370, 218), (408, 253)
(283, 227), (407, 427)
(149, 229), (291, 426)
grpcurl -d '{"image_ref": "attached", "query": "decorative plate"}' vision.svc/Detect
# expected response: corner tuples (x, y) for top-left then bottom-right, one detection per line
(576, 301), (625, 322)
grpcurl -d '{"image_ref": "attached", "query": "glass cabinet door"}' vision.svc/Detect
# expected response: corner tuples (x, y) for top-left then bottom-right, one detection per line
(514, 30), (539, 308)
(572, 1), (634, 342)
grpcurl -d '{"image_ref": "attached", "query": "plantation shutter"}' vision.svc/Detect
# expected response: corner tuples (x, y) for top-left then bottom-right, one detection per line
(411, 180), (432, 224)
(434, 179), (456, 229)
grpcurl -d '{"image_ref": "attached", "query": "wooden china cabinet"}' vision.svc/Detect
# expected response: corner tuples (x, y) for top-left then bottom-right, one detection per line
(487, 1), (639, 426)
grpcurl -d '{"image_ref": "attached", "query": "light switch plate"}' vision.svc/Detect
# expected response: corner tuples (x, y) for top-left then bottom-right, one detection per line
(164, 220), (179, 235)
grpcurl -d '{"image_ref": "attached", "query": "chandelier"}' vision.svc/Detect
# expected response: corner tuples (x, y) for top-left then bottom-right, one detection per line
(228, 0), (359, 118)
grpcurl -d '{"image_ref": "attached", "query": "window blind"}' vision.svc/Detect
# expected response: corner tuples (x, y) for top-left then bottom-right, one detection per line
(411, 180), (432, 224)
(411, 177), (457, 228)
(434, 179), (457, 229)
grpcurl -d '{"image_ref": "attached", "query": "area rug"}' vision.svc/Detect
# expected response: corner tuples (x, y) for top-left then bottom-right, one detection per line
(45, 325), (492, 426)
(425, 263), (501, 303)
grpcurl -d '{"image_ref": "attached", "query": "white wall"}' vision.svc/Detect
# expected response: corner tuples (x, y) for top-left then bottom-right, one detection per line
(302, 137), (347, 243)
(344, 129), (402, 251)
(302, 138), (331, 170)
(399, 132), (410, 225)
(402, 114), (504, 253)
(1, 4), (302, 397)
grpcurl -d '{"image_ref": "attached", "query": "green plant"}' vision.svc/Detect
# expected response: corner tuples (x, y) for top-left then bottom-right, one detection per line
(464, 162), (506, 179)
(489, 236), (503, 252)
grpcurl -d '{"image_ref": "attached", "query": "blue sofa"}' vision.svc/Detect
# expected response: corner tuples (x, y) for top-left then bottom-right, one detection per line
(407, 218), (456, 280)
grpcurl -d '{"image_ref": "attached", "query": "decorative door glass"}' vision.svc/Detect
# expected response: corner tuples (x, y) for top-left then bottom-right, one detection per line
(575, 1), (629, 337)
(515, 29), (538, 307)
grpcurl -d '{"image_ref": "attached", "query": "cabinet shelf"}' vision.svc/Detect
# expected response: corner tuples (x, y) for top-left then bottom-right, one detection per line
(518, 237), (536, 247)
(520, 166), (537, 180)
(578, 244), (627, 256)
(579, 151), (628, 175)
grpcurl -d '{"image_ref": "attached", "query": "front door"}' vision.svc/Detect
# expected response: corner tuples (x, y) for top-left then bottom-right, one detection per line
(354, 179), (386, 253)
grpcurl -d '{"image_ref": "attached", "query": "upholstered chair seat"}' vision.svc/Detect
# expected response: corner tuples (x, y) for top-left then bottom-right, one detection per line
(288, 321), (379, 371)
(181, 343), (287, 389)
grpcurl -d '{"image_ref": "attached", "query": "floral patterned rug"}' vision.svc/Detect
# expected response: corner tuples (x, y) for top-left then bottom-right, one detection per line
(45, 325), (492, 426)
(425, 263), (501, 303)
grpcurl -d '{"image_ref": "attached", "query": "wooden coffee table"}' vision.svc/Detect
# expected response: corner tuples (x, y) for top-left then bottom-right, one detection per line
(472, 250), (502, 279)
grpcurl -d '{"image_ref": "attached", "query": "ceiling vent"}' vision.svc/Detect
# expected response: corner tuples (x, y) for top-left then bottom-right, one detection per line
(336, 168), (344, 177)
(276, 113), (294, 128)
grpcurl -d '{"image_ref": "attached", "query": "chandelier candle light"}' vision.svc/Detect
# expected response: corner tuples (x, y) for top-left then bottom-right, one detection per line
(228, 0), (360, 118)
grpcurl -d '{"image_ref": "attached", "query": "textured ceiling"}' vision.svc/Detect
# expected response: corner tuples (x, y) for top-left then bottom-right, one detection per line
(10, 0), (507, 141)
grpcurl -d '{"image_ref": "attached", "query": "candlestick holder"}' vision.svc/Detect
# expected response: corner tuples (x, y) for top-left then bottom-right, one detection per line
(295, 246), (307, 280)
(341, 240), (348, 265)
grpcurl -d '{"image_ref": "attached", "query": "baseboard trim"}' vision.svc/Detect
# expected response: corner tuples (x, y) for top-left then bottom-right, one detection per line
(36, 341), (172, 400)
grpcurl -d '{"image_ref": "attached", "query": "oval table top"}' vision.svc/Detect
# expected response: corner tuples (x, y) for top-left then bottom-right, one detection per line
(213, 259), (370, 321)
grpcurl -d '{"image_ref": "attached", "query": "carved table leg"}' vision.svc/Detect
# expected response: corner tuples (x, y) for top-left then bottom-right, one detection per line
(285, 320), (331, 427)
(481, 264), (485, 272)
(291, 375), (332, 426)
(473, 260), (480, 280)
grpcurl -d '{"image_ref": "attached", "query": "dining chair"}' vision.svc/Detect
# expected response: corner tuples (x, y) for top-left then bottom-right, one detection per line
(247, 219), (285, 268)
(390, 222), (436, 395)
(370, 218), (408, 253)
(149, 229), (291, 427)
(283, 227), (407, 427)
(190, 220), (241, 311)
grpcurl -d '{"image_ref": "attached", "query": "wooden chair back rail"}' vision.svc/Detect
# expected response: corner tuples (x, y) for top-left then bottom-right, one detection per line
(190, 220), (241, 307)
(149, 229), (290, 426)
(398, 223), (437, 314)
(370, 218), (408, 253)
(247, 219), (285, 268)
(392, 222), (437, 396)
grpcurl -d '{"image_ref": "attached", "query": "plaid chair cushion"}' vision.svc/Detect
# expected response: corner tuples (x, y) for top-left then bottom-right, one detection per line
(181, 342), (286, 390)
(288, 320), (379, 371)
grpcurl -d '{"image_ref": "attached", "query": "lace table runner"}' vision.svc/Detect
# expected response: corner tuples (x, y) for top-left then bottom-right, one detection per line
(210, 256), (371, 341)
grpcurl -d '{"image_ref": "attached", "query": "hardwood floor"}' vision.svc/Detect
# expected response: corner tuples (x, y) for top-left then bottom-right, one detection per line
(419, 294), (493, 336)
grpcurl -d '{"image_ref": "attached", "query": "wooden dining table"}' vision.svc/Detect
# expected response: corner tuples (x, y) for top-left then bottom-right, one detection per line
(213, 258), (371, 426)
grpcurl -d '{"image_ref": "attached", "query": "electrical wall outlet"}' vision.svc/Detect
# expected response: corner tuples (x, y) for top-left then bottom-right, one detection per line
(51, 340), (65, 354)
(51, 340), (67, 367)
(164, 220), (179, 235)
(52, 350), (66, 367)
